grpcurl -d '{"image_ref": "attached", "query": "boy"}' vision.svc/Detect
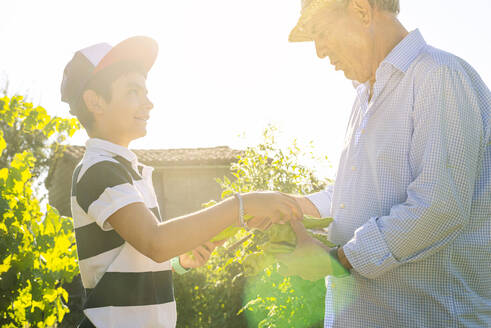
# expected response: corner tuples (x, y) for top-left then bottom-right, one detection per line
(60, 36), (301, 328)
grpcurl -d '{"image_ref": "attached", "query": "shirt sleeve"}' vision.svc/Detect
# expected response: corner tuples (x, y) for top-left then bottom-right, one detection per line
(306, 184), (334, 218)
(342, 65), (484, 279)
(75, 160), (145, 231)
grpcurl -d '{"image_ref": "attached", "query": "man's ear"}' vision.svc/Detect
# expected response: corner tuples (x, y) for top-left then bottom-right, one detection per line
(82, 89), (105, 115)
(348, 0), (373, 26)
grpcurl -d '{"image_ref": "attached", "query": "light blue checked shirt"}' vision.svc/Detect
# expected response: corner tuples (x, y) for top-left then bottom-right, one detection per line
(307, 30), (491, 327)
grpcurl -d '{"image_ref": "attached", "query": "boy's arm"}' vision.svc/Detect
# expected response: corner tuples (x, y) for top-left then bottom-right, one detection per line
(107, 199), (236, 263)
(107, 191), (302, 263)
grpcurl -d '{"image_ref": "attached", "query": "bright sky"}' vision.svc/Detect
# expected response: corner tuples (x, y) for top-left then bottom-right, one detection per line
(1, 0), (490, 178)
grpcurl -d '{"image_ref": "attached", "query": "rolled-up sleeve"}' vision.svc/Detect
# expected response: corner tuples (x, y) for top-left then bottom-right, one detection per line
(343, 66), (484, 279)
(307, 184), (334, 218)
(75, 161), (145, 231)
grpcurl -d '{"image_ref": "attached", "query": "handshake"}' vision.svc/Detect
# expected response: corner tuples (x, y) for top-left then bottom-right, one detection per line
(197, 191), (349, 281)
(182, 191), (350, 281)
(202, 191), (318, 241)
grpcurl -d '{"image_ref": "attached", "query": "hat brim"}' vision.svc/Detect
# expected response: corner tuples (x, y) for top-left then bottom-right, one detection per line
(93, 36), (158, 75)
(289, 23), (313, 42)
(289, 0), (334, 42)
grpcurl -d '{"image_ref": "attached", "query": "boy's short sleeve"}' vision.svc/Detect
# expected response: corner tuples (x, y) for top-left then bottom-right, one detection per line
(75, 160), (144, 230)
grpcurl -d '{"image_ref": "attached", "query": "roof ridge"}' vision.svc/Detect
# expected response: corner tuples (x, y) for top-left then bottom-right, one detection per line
(62, 144), (243, 165)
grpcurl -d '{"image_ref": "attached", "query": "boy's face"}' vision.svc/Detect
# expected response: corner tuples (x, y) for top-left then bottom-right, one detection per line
(97, 72), (153, 146)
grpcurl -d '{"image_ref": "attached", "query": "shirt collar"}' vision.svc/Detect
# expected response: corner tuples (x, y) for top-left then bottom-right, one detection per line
(85, 138), (138, 164)
(383, 29), (427, 73)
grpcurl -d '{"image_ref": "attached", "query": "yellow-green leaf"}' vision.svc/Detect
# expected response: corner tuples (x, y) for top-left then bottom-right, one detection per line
(43, 289), (58, 303)
(0, 254), (12, 274)
(0, 130), (6, 155)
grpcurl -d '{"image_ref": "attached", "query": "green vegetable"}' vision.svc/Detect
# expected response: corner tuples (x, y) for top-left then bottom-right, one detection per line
(308, 232), (337, 248)
(241, 216), (335, 276)
(189, 209), (336, 267)
(302, 215), (334, 229)
(212, 214), (332, 243)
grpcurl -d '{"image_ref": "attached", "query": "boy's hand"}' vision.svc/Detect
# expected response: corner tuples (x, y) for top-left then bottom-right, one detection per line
(243, 191), (303, 230)
(179, 241), (218, 269)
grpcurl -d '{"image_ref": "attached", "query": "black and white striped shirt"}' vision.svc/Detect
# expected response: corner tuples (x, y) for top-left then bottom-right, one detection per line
(71, 138), (176, 328)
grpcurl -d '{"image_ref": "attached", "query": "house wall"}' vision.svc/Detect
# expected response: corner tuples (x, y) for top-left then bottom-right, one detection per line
(154, 166), (232, 220)
(48, 157), (78, 217)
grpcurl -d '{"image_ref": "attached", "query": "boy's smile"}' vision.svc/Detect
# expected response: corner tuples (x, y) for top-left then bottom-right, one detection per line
(92, 71), (153, 147)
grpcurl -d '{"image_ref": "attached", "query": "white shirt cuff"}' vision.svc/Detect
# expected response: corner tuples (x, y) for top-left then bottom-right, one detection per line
(342, 217), (400, 279)
(306, 185), (334, 218)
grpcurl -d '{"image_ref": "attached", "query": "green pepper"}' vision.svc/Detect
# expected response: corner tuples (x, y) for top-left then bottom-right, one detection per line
(240, 216), (336, 276)
(302, 215), (334, 229)
(308, 232), (337, 248)
(210, 213), (333, 243)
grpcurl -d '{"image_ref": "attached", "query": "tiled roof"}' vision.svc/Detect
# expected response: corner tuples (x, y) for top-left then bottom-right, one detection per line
(62, 145), (243, 166)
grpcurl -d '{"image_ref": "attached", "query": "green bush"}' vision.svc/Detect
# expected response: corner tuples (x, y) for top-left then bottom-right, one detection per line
(0, 95), (79, 328)
(175, 126), (331, 328)
(0, 95), (78, 189)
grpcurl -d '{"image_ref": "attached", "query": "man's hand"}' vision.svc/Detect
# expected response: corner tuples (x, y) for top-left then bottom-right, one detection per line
(276, 221), (346, 281)
(283, 194), (321, 218)
(179, 241), (219, 269)
(243, 191), (303, 231)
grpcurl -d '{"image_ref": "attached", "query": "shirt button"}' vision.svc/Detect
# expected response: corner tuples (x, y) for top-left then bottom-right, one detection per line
(340, 203), (345, 209)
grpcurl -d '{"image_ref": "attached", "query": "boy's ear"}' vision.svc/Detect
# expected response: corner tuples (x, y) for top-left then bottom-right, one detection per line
(82, 89), (105, 115)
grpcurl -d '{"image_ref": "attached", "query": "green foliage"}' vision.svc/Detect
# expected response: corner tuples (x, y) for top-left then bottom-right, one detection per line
(241, 273), (327, 328)
(175, 125), (331, 328)
(0, 94), (79, 183)
(218, 126), (327, 197)
(175, 240), (249, 327)
(0, 95), (79, 327)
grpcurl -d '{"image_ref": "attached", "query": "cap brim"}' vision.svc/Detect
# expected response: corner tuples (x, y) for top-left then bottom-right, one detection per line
(289, 0), (332, 42)
(289, 24), (313, 42)
(93, 36), (158, 75)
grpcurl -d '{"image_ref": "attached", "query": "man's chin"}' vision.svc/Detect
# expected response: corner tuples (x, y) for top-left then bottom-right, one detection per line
(344, 71), (370, 84)
(342, 70), (355, 81)
(341, 68), (352, 80)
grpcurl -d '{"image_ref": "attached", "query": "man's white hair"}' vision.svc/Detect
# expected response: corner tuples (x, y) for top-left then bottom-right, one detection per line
(299, 0), (400, 21)
(368, 0), (400, 14)
(308, 0), (399, 14)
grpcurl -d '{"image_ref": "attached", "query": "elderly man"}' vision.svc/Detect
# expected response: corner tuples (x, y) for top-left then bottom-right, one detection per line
(275, 0), (491, 327)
